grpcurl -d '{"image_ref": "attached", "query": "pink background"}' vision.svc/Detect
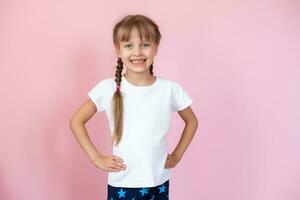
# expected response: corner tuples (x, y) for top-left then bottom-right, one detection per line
(1, 0), (299, 200)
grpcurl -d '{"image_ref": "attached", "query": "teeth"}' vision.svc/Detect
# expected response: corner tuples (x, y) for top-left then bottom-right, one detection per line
(131, 59), (145, 64)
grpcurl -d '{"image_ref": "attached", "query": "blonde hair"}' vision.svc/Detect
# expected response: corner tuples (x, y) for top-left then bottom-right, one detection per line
(111, 14), (161, 146)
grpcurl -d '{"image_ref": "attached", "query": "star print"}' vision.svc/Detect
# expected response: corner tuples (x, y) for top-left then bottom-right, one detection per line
(159, 184), (166, 193)
(117, 188), (126, 198)
(139, 188), (150, 196)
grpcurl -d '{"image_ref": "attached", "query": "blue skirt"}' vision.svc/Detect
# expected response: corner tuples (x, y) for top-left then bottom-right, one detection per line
(107, 179), (169, 200)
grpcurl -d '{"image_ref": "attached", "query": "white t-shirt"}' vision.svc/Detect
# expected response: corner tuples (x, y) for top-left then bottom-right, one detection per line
(87, 74), (193, 188)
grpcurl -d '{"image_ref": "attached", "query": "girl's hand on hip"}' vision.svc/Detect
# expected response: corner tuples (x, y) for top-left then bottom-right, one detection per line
(93, 155), (127, 172)
(164, 153), (181, 169)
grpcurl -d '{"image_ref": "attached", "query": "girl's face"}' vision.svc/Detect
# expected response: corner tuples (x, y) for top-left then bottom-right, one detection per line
(116, 28), (158, 75)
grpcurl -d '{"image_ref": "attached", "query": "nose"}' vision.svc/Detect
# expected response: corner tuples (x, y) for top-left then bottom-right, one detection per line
(132, 46), (142, 55)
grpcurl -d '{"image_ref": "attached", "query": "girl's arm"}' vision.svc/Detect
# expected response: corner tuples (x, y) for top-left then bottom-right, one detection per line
(171, 106), (198, 163)
(69, 99), (103, 163)
(69, 99), (126, 172)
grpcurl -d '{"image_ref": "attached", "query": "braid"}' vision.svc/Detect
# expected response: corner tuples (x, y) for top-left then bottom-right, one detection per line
(115, 57), (123, 91)
(149, 62), (154, 75)
(111, 57), (124, 146)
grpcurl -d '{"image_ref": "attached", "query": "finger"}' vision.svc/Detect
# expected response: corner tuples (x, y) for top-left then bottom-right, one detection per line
(113, 156), (124, 163)
(113, 160), (126, 168)
(113, 158), (126, 166)
(113, 162), (126, 170)
(109, 166), (121, 172)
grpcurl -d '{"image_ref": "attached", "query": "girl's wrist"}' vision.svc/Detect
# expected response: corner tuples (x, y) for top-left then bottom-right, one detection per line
(171, 152), (182, 162)
(90, 153), (104, 163)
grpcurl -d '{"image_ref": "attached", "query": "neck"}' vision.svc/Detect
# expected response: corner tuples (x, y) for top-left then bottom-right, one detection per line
(123, 72), (156, 86)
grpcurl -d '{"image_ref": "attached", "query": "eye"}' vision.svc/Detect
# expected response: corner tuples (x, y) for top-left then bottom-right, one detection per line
(143, 43), (150, 47)
(124, 44), (132, 48)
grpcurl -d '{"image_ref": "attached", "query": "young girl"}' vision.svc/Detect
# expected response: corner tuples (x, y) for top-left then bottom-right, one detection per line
(70, 14), (198, 200)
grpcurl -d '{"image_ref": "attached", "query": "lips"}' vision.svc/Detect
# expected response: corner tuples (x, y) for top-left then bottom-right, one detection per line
(130, 59), (146, 64)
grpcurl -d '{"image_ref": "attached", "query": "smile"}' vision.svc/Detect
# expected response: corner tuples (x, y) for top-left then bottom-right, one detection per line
(130, 59), (146, 64)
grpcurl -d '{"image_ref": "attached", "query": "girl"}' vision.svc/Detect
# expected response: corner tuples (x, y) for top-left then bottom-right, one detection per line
(70, 14), (198, 200)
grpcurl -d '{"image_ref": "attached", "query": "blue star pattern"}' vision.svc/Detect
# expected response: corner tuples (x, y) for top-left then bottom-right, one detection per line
(158, 184), (166, 193)
(107, 180), (169, 200)
(117, 188), (126, 198)
(139, 188), (150, 196)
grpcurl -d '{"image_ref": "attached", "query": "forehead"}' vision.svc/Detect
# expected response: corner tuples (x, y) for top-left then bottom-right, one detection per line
(118, 27), (155, 43)
(127, 29), (147, 42)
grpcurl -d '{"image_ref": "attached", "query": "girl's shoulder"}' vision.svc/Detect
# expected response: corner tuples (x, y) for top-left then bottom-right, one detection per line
(89, 77), (116, 92)
(98, 77), (117, 85)
(157, 76), (183, 88)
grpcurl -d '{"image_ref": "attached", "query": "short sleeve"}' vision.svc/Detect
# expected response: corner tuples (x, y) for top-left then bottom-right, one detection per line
(87, 79), (109, 112)
(171, 82), (193, 112)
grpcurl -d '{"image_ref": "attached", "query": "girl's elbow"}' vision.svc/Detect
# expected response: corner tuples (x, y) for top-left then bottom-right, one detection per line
(69, 116), (83, 129)
(185, 117), (198, 127)
(190, 117), (198, 128)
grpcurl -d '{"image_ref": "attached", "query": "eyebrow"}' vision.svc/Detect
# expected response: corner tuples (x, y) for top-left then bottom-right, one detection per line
(123, 39), (151, 43)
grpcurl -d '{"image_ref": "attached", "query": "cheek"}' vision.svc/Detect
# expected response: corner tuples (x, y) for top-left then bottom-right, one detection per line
(144, 50), (156, 57)
(120, 53), (131, 60)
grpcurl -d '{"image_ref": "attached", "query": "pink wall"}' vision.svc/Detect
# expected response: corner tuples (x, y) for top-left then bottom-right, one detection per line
(1, 0), (299, 200)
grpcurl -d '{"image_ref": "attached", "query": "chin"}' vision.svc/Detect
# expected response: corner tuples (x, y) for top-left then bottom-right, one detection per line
(127, 66), (150, 73)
